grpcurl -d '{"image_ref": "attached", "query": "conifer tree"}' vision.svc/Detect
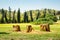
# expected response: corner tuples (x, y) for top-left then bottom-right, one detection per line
(17, 8), (20, 23)
(30, 10), (33, 21)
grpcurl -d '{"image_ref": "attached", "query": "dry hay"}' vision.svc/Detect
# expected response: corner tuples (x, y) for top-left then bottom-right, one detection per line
(13, 25), (21, 32)
(26, 25), (33, 32)
(40, 24), (50, 32)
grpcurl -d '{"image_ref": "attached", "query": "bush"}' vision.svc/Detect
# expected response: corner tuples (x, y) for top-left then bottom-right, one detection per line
(33, 18), (54, 25)
(52, 16), (58, 22)
(32, 13), (58, 25)
(45, 14), (58, 22)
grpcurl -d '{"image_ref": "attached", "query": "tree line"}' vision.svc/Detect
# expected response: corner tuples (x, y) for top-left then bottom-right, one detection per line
(0, 7), (60, 23)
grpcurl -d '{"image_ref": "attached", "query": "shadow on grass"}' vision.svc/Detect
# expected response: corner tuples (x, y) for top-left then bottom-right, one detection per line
(0, 32), (10, 34)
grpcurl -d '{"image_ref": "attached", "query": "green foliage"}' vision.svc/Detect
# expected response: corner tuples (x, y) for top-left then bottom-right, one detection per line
(45, 14), (58, 22)
(9, 7), (11, 23)
(17, 8), (20, 23)
(12, 10), (16, 23)
(33, 13), (57, 25)
(1, 8), (5, 23)
(33, 18), (54, 25)
(36, 10), (40, 20)
(30, 10), (33, 21)
(52, 16), (58, 22)
(0, 8), (58, 23)
(24, 12), (29, 23)
(4, 10), (8, 23)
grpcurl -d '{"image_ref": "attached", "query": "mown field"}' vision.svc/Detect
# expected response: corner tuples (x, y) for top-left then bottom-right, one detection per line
(0, 21), (60, 40)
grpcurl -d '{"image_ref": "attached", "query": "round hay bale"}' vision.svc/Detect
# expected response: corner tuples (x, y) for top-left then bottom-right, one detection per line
(26, 25), (33, 32)
(40, 24), (50, 32)
(13, 25), (21, 32)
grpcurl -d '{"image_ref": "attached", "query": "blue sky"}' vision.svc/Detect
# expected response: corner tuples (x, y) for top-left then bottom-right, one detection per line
(0, 0), (60, 12)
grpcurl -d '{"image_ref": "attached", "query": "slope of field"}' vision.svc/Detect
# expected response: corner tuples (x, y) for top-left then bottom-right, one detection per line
(0, 21), (60, 40)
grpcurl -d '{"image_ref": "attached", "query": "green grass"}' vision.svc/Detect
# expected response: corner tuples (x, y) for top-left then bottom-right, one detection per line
(0, 23), (60, 40)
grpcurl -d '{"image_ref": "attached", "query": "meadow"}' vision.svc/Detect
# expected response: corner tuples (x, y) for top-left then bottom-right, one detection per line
(0, 21), (60, 40)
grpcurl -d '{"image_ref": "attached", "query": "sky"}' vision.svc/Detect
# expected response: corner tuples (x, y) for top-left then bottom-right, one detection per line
(0, 0), (60, 12)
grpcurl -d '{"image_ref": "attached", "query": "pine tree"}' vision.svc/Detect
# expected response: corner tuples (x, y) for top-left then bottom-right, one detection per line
(53, 10), (56, 16)
(13, 10), (16, 23)
(43, 9), (46, 17)
(4, 10), (8, 23)
(30, 10), (33, 21)
(9, 7), (11, 23)
(17, 8), (20, 23)
(24, 12), (28, 22)
(36, 10), (40, 20)
(1, 8), (4, 23)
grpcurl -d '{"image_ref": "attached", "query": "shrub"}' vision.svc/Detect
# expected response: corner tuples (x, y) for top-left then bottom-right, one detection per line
(45, 14), (58, 22)
(33, 18), (54, 25)
(32, 13), (57, 25)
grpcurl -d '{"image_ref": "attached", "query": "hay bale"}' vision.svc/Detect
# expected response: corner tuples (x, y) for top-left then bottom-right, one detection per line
(13, 25), (21, 32)
(40, 24), (50, 32)
(26, 25), (33, 32)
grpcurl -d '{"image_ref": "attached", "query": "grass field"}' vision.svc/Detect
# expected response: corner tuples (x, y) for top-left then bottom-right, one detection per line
(0, 21), (60, 40)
